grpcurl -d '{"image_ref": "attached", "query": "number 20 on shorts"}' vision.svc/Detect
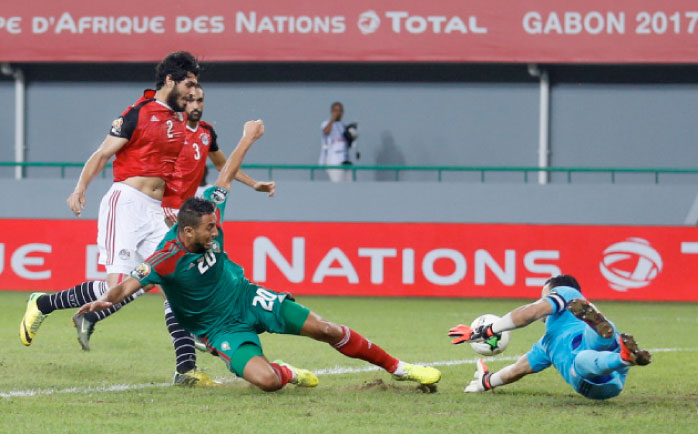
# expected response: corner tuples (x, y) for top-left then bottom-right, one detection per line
(252, 288), (277, 312)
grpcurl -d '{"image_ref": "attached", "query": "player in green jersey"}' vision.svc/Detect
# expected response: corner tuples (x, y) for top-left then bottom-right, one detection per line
(78, 120), (441, 392)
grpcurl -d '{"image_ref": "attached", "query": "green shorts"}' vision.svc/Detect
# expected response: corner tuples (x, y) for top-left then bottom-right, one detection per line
(203, 285), (310, 376)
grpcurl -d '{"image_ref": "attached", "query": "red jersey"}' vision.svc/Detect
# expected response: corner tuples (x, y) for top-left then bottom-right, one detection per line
(109, 89), (187, 186)
(161, 120), (219, 210)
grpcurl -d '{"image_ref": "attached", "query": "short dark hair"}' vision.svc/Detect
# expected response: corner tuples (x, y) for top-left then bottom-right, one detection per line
(155, 51), (200, 90)
(544, 274), (581, 292)
(177, 197), (215, 231)
(331, 101), (343, 110)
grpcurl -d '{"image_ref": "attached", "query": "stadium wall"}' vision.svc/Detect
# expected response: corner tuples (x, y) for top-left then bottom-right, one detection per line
(0, 81), (13, 164)
(0, 64), (697, 179)
(0, 179), (696, 225)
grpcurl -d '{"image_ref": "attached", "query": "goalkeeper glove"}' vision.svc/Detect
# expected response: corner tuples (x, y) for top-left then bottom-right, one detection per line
(448, 323), (500, 345)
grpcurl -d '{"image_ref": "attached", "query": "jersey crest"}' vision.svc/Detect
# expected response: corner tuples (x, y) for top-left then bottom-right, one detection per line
(200, 132), (210, 146)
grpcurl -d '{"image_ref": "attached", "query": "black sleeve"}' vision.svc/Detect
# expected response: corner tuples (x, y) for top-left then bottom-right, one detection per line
(203, 125), (219, 152)
(108, 106), (139, 140)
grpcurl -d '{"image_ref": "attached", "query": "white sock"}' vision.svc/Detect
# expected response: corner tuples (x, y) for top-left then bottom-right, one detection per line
(92, 281), (109, 298)
(393, 361), (408, 376)
(489, 371), (505, 388)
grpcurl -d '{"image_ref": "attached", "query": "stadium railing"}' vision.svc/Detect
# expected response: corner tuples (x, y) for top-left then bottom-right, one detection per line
(0, 162), (696, 184)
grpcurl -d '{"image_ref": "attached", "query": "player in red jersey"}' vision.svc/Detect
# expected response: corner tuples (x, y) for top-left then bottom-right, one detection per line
(162, 84), (275, 221)
(19, 52), (218, 386)
(72, 84), (277, 368)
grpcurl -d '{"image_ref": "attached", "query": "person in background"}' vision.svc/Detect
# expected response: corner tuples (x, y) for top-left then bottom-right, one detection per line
(319, 102), (358, 182)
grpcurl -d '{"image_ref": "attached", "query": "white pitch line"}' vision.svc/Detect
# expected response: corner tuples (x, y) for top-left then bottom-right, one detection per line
(0, 382), (170, 398)
(314, 354), (523, 376)
(1, 347), (694, 399)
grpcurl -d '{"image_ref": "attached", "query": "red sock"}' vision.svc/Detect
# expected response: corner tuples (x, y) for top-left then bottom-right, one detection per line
(269, 363), (293, 388)
(331, 326), (399, 373)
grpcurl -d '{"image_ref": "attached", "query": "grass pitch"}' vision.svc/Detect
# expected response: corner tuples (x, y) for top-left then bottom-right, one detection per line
(0, 291), (696, 434)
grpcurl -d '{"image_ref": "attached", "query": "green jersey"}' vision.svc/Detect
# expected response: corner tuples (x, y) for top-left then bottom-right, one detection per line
(130, 186), (248, 336)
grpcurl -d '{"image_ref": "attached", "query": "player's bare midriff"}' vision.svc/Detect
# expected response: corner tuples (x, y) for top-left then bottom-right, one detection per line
(120, 176), (167, 200)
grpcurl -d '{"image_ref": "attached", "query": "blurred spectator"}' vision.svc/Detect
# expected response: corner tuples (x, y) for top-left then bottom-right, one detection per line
(319, 102), (358, 182)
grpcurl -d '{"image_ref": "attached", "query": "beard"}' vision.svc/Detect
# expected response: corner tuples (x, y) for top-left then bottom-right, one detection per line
(188, 110), (202, 122)
(166, 86), (186, 112)
(190, 236), (213, 253)
(190, 241), (208, 253)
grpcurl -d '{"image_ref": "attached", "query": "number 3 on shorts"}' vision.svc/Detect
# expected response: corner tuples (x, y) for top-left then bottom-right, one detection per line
(252, 288), (277, 312)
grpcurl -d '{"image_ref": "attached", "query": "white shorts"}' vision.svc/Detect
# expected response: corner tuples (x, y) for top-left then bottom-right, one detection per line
(97, 183), (169, 276)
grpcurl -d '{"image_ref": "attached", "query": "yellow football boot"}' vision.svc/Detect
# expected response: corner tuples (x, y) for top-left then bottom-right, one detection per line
(392, 363), (441, 385)
(273, 360), (319, 387)
(173, 368), (221, 387)
(19, 292), (49, 346)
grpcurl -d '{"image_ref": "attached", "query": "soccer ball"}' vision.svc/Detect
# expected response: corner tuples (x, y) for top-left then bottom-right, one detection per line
(469, 314), (510, 356)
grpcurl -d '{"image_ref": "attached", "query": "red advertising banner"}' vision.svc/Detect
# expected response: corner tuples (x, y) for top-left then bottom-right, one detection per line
(0, 219), (696, 301)
(0, 1), (696, 63)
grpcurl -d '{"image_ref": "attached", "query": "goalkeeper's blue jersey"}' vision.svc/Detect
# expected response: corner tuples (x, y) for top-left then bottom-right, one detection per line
(526, 286), (589, 389)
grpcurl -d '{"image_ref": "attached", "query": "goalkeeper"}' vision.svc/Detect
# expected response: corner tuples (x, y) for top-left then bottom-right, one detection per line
(448, 275), (651, 400)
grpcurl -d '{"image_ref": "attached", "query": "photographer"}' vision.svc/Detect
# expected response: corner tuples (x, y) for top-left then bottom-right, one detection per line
(319, 102), (358, 182)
